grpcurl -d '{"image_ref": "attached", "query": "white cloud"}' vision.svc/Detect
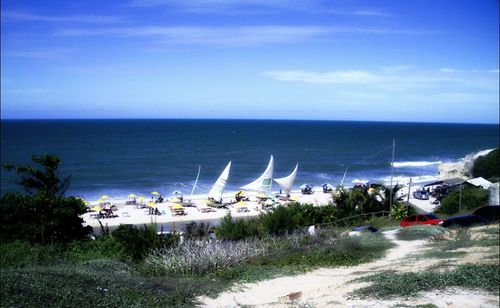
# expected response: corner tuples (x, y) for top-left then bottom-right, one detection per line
(2, 11), (128, 24)
(263, 70), (382, 84)
(55, 25), (425, 46)
(263, 67), (499, 91)
(354, 9), (392, 17)
(4, 48), (77, 59)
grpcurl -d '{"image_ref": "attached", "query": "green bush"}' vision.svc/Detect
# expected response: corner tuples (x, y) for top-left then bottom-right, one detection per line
(111, 224), (179, 261)
(216, 214), (262, 240)
(397, 225), (447, 241)
(260, 205), (301, 236)
(0, 241), (63, 268)
(352, 263), (499, 299)
(1, 154), (91, 244)
(437, 186), (489, 215)
(472, 149), (499, 181)
(66, 236), (127, 261)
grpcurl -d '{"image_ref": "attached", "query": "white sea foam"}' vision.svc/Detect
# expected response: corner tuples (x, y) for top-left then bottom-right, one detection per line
(392, 161), (441, 168)
(379, 175), (439, 186)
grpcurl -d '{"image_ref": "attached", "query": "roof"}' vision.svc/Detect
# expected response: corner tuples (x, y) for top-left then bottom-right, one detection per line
(467, 177), (492, 189)
(423, 178), (465, 187)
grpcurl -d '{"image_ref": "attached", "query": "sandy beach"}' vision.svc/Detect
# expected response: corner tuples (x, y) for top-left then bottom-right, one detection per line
(82, 188), (334, 233)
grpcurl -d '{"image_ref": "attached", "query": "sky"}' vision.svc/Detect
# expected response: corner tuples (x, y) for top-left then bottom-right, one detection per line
(1, 0), (499, 123)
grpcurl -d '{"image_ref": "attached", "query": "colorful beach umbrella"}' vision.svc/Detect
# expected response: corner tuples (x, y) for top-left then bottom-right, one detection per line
(171, 190), (182, 195)
(128, 193), (137, 198)
(257, 192), (268, 199)
(172, 204), (184, 210)
(235, 201), (247, 207)
(100, 195), (110, 199)
(91, 205), (102, 212)
(147, 202), (156, 208)
(151, 191), (161, 196)
(98, 198), (106, 204)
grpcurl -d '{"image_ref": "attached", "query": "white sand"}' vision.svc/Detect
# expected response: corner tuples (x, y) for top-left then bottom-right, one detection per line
(81, 189), (334, 233)
(198, 229), (499, 307)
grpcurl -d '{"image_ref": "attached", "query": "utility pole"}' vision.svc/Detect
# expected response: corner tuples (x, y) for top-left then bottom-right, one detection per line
(406, 178), (412, 211)
(389, 139), (395, 215)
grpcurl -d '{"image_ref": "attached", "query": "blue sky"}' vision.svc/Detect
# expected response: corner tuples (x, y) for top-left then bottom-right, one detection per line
(1, 0), (499, 123)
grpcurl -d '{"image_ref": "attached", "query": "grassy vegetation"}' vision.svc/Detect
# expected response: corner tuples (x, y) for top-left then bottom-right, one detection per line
(351, 263), (499, 299)
(1, 230), (394, 307)
(396, 225), (447, 241)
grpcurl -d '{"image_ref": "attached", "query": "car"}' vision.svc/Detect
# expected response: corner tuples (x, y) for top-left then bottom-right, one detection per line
(348, 225), (378, 236)
(413, 190), (429, 200)
(473, 206), (500, 224)
(400, 213), (444, 227)
(442, 214), (487, 228)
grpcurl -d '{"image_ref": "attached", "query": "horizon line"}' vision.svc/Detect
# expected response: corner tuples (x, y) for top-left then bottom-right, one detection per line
(0, 117), (499, 125)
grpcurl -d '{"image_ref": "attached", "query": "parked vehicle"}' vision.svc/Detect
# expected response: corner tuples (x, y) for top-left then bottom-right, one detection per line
(348, 225), (378, 236)
(413, 189), (429, 200)
(400, 213), (443, 227)
(473, 206), (500, 223)
(442, 214), (487, 228)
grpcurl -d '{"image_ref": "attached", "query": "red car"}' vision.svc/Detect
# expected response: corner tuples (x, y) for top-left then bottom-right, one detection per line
(400, 214), (444, 227)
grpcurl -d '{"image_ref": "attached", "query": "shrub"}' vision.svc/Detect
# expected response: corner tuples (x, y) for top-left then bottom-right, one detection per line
(472, 149), (499, 181)
(397, 225), (447, 241)
(260, 205), (301, 236)
(215, 214), (262, 240)
(66, 236), (127, 261)
(1, 154), (91, 244)
(111, 224), (179, 261)
(437, 186), (489, 215)
(0, 241), (63, 268)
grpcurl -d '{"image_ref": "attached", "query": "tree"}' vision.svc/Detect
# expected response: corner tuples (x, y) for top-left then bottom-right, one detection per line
(472, 149), (499, 182)
(1, 154), (91, 244)
(437, 186), (489, 215)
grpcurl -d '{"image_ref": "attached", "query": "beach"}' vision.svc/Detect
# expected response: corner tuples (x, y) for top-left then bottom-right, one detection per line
(82, 189), (335, 233)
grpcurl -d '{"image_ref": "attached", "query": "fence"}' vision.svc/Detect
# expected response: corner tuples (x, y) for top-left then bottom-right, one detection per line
(317, 210), (391, 228)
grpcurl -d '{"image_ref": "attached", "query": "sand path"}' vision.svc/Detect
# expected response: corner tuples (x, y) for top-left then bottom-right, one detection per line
(198, 230), (498, 307)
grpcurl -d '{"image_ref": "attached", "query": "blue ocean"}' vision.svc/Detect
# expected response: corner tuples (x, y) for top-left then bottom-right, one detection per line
(1, 120), (498, 200)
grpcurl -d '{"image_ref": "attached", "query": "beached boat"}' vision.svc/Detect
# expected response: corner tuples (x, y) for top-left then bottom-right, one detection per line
(274, 163), (298, 196)
(207, 161), (231, 204)
(241, 155), (274, 194)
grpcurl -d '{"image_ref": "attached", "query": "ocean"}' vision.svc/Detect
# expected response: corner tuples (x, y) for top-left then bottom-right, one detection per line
(1, 119), (498, 201)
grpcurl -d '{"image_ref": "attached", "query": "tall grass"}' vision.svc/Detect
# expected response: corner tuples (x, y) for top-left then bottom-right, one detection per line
(396, 225), (447, 241)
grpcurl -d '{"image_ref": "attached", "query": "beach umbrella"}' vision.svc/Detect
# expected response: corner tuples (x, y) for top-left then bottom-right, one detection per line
(98, 198), (106, 204)
(100, 195), (110, 199)
(257, 192), (268, 199)
(300, 184), (311, 189)
(171, 190), (182, 195)
(138, 196), (145, 202)
(91, 205), (102, 212)
(235, 190), (246, 196)
(147, 202), (156, 208)
(128, 193), (137, 198)
(170, 197), (181, 203)
(151, 191), (161, 196)
(172, 204), (184, 210)
(235, 201), (247, 207)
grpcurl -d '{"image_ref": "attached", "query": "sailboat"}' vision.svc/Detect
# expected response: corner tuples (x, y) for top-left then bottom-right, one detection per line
(207, 161), (231, 204)
(241, 155), (274, 194)
(274, 163), (298, 196)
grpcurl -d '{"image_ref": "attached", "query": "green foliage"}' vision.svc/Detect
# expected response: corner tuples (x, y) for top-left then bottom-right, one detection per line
(1, 154), (91, 244)
(3, 154), (70, 197)
(390, 203), (409, 220)
(260, 205), (301, 236)
(472, 149), (500, 181)
(0, 241), (64, 268)
(183, 221), (211, 240)
(351, 264), (499, 299)
(215, 214), (263, 240)
(66, 236), (127, 262)
(396, 225), (447, 241)
(437, 186), (489, 215)
(0, 260), (203, 307)
(111, 224), (179, 261)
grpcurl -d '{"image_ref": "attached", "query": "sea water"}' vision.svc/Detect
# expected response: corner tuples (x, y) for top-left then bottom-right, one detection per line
(1, 119), (498, 201)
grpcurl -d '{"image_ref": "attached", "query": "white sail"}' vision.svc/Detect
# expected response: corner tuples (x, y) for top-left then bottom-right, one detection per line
(241, 155), (274, 193)
(274, 163), (298, 195)
(207, 161), (231, 202)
